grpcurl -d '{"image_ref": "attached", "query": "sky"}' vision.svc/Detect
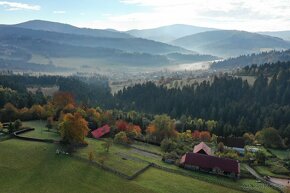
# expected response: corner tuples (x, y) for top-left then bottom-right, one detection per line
(0, 0), (290, 31)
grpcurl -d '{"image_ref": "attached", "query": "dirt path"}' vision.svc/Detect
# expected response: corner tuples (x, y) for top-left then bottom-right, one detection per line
(244, 164), (284, 192)
(269, 177), (290, 188)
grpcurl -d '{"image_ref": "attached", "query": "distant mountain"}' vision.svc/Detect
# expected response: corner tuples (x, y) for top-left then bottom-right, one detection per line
(0, 25), (217, 72)
(211, 49), (290, 70)
(14, 20), (132, 39)
(259, 31), (290, 41)
(171, 30), (290, 58)
(126, 24), (216, 43)
(0, 25), (191, 55)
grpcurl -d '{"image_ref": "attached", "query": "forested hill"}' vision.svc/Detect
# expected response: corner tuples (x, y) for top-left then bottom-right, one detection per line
(115, 61), (290, 137)
(0, 75), (112, 108)
(236, 61), (290, 76)
(211, 50), (290, 70)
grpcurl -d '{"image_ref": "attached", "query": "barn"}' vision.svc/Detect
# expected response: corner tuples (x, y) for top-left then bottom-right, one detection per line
(180, 152), (240, 178)
(91, 125), (110, 139)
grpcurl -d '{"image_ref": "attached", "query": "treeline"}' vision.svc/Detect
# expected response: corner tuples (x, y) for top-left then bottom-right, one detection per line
(114, 62), (290, 138)
(236, 61), (290, 76)
(212, 50), (290, 70)
(0, 74), (112, 108)
(1, 61), (290, 140)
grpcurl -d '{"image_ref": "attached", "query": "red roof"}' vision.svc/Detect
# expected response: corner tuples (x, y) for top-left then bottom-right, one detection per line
(91, 125), (110, 139)
(193, 142), (212, 155)
(180, 152), (240, 174)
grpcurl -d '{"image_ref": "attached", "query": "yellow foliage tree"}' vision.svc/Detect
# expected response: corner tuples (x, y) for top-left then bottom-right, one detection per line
(86, 108), (100, 122)
(59, 113), (89, 145)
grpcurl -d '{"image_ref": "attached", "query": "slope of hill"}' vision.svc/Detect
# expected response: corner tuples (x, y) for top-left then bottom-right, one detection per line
(127, 24), (216, 43)
(14, 20), (132, 39)
(259, 31), (290, 41)
(0, 25), (191, 55)
(211, 50), (290, 70)
(172, 30), (290, 58)
(0, 36), (170, 66)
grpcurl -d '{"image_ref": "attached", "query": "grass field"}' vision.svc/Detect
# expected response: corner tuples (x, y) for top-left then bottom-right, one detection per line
(254, 166), (289, 178)
(133, 168), (242, 193)
(79, 138), (278, 193)
(76, 138), (150, 176)
(22, 121), (60, 140)
(2, 120), (279, 193)
(0, 139), (155, 193)
(0, 139), (248, 193)
(268, 148), (290, 160)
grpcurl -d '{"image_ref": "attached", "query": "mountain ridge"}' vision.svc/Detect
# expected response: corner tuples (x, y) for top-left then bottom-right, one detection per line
(127, 24), (217, 43)
(172, 30), (290, 57)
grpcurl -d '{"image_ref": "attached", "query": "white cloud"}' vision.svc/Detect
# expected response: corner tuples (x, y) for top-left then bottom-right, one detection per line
(81, 0), (290, 31)
(53, 10), (66, 14)
(0, 1), (40, 11)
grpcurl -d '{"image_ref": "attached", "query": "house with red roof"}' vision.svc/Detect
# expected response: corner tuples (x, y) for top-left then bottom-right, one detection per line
(180, 142), (240, 178)
(91, 125), (110, 139)
(193, 142), (212, 155)
(180, 152), (240, 178)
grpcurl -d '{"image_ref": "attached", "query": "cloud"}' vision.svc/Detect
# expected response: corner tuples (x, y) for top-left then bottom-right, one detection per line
(0, 1), (40, 11)
(111, 0), (290, 31)
(53, 10), (66, 14)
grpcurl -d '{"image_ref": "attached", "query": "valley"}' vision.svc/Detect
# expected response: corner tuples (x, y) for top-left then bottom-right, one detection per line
(1, 2), (290, 192)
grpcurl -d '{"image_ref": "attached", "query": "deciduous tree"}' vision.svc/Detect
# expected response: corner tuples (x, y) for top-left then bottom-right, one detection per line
(53, 92), (75, 109)
(150, 115), (176, 142)
(59, 112), (89, 145)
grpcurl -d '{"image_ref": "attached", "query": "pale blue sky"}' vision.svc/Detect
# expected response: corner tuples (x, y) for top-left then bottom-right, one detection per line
(0, 0), (290, 31)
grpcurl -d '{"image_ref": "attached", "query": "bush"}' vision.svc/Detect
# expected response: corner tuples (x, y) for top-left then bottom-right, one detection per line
(14, 119), (22, 130)
(161, 138), (177, 152)
(163, 151), (179, 161)
(260, 127), (284, 148)
(114, 131), (129, 144)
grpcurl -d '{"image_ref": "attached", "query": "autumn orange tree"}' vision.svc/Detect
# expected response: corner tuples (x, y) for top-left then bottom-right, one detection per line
(126, 123), (141, 140)
(115, 120), (129, 131)
(200, 131), (211, 142)
(191, 130), (211, 142)
(59, 112), (89, 145)
(114, 120), (141, 142)
(192, 130), (200, 140)
(53, 92), (75, 109)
